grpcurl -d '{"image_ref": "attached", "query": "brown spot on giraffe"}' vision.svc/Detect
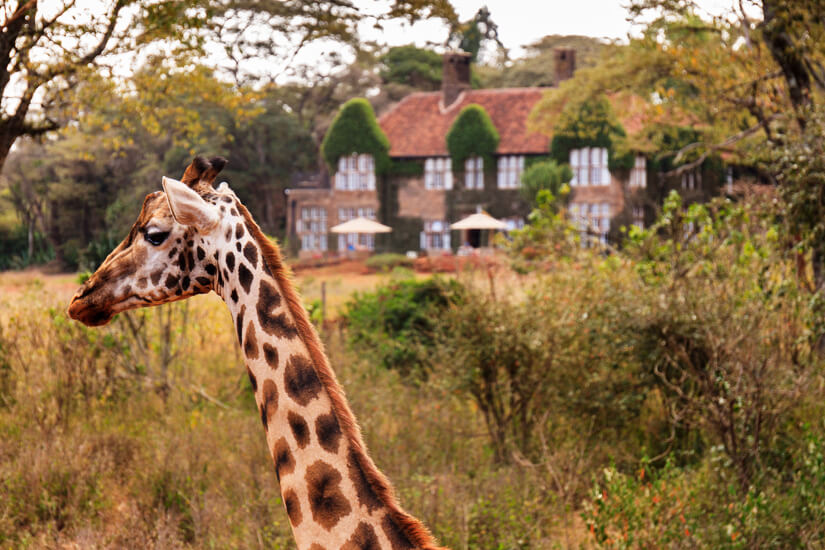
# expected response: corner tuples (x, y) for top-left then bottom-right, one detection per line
(235, 305), (245, 346)
(342, 522), (381, 550)
(244, 321), (259, 360)
(273, 437), (295, 480)
(246, 366), (258, 392)
(284, 488), (302, 527)
(263, 342), (279, 370)
(316, 412), (342, 454)
(288, 410), (310, 448)
(243, 241), (258, 269)
(238, 263), (253, 293)
(348, 449), (383, 513)
(284, 354), (322, 406)
(305, 460), (352, 530)
(381, 514), (416, 550)
(260, 379), (278, 429)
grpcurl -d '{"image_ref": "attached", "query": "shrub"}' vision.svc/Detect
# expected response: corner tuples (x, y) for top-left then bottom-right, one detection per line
(365, 253), (414, 272)
(446, 103), (500, 173)
(343, 277), (464, 379)
(519, 159), (573, 207)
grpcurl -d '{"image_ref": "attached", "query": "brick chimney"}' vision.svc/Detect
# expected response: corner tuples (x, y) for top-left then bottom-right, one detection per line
(442, 51), (472, 107)
(553, 48), (576, 84)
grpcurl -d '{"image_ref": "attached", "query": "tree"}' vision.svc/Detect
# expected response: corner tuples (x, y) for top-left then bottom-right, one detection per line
(446, 6), (505, 63)
(478, 35), (607, 89)
(0, 0), (459, 177)
(519, 160), (572, 208)
(379, 45), (443, 92)
(0, 0), (132, 175)
(224, 96), (317, 234)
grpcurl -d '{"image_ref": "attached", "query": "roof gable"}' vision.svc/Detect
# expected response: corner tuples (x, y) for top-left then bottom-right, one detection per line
(378, 88), (549, 158)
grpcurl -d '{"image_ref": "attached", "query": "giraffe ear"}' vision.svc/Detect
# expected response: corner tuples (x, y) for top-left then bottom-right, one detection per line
(162, 176), (220, 230)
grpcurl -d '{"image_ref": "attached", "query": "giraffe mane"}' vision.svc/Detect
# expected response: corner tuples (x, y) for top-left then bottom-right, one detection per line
(236, 203), (444, 550)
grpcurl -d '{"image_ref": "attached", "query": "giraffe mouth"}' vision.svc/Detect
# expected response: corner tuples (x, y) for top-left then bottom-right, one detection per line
(67, 295), (115, 326)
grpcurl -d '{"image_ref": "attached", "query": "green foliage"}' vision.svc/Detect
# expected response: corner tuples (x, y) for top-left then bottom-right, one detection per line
(320, 98), (391, 175)
(478, 34), (607, 88)
(549, 95), (634, 172)
(445, 104), (500, 173)
(506, 189), (580, 272)
(364, 253), (414, 272)
(343, 277), (464, 379)
(379, 45), (442, 90)
(388, 159), (424, 177)
(0, 224), (53, 270)
(519, 160), (573, 207)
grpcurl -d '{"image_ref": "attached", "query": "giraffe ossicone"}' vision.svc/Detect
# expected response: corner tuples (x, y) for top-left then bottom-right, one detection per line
(68, 156), (446, 550)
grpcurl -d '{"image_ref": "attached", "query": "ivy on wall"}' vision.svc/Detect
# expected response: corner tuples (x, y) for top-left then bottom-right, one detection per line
(446, 104), (500, 173)
(549, 95), (634, 172)
(321, 98), (391, 174)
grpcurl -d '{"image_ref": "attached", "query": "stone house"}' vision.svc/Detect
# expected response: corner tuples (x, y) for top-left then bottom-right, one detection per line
(285, 50), (722, 257)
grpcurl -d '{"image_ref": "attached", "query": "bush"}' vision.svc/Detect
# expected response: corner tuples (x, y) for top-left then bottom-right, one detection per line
(365, 253), (414, 272)
(519, 159), (573, 207)
(343, 277), (464, 379)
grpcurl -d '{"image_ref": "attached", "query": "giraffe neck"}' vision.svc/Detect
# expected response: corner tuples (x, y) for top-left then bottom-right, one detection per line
(214, 203), (440, 550)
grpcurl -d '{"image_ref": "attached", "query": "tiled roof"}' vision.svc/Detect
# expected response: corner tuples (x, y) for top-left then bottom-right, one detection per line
(378, 88), (550, 158)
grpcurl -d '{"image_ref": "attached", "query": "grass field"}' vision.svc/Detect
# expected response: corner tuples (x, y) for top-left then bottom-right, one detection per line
(0, 263), (577, 549)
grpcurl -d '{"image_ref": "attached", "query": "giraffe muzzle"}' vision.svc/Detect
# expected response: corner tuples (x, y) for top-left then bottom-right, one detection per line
(67, 295), (115, 326)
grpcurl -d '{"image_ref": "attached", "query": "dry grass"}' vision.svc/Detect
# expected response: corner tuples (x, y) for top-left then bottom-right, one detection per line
(0, 264), (587, 549)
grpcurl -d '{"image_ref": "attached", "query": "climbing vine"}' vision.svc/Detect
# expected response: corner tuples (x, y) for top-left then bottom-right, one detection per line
(321, 98), (391, 174)
(549, 95), (634, 172)
(446, 104), (500, 173)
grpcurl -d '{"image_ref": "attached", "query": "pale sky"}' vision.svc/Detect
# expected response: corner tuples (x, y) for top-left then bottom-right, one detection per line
(356, 0), (755, 57)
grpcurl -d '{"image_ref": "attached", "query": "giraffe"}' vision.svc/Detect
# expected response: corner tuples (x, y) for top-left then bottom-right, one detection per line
(68, 157), (445, 550)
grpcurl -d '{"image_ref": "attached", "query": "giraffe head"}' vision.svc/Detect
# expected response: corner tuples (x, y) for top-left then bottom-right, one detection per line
(68, 156), (231, 326)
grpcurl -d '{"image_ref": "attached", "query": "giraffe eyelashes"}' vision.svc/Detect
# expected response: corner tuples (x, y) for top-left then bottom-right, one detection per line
(144, 230), (170, 246)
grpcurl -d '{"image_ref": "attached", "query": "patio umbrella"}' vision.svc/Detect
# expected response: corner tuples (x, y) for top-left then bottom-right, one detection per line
(330, 216), (392, 234)
(450, 212), (508, 230)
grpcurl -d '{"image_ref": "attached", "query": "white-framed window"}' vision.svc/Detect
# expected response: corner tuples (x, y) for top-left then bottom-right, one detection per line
(335, 154), (376, 191)
(298, 206), (327, 251)
(570, 147), (609, 186)
(420, 220), (451, 250)
(424, 158), (453, 190)
(337, 206), (377, 251)
(681, 167), (702, 191)
(497, 155), (525, 189)
(629, 156), (646, 188)
(464, 156), (484, 189)
(632, 205), (644, 229)
(569, 202), (611, 245)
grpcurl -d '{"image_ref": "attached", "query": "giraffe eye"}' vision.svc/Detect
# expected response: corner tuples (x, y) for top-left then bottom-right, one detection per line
(145, 230), (170, 246)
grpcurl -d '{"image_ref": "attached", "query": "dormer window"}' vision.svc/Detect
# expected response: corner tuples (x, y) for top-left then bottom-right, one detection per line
(335, 154), (375, 191)
(570, 147), (609, 186)
(464, 156), (484, 189)
(497, 155), (525, 189)
(424, 158), (453, 190)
